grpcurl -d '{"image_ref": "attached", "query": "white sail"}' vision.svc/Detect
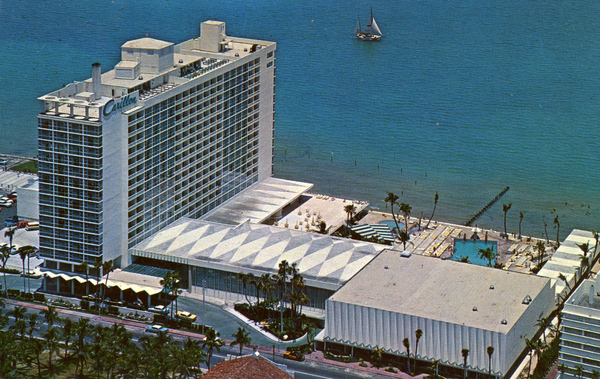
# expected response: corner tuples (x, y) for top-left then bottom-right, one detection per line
(355, 18), (362, 35)
(370, 18), (382, 37)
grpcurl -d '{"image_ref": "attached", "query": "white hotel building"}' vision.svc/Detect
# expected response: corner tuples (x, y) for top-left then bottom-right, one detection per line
(560, 277), (600, 379)
(37, 21), (276, 278)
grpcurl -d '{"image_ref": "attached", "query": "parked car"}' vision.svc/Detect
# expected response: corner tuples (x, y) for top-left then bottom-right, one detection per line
(17, 221), (31, 229)
(5, 216), (18, 227)
(283, 351), (305, 361)
(176, 311), (197, 322)
(0, 199), (13, 208)
(104, 297), (124, 306)
(126, 300), (147, 310)
(26, 222), (39, 231)
(149, 305), (170, 315)
(145, 324), (168, 334)
(82, 293), (99, 302)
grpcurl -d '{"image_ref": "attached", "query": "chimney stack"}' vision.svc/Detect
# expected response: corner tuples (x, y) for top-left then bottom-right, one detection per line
(92, 63), (102, 100)
(590, 284), (595, 304)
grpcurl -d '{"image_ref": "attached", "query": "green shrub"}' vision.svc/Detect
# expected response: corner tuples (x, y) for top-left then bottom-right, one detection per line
(33, 292), (46, 302)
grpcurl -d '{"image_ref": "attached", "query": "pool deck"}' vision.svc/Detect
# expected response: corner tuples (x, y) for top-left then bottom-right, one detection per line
(357, 211), (552, 273)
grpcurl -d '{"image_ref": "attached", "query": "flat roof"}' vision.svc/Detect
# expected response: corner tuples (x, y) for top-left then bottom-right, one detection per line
(201, 177), (313, 225)
(122, 37), (173, 50)
(329, 251), (552, 332)
(537, 229), (597, 294)
(131, 218), (385, 289)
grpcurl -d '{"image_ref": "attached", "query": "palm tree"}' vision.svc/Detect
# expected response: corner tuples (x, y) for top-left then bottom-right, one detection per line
(93, 258), (102, 307)
(574, 365), (584, 379)
(558, 364), (567, 379)
(502, 203), (512, 239)
(27, 313), (39, 341)
(230, 327), (251, 356)
(403, 337), (410, 371)
(40, 304), (59, 328)
(344, 204), (357, 226)
(543, 215), (550, 244)
(0, 244), (11, 293)
(580, 255), (590, 278)
(536, 317), (552, 345)
(77, 260), (90, 297)
(487, 346), (494, 375)
(101, 260), (115, 309)
(591, 370), (599, 379)
(554, 215), (560, 245)
(237, 272), (253, 309)
(384, 192), (401, 234)
(8, 305), (28, 340)
(4, 227), (15, 252)
(414, 329), (423, 372)
(18, 245), (36, 293)
(202, 328), (224, 369)
(478, 246), (496, 267)
(399, 230), (410, 250)
(535, 240), (546, 265)
(370, 345), (385, 368)
(461, 348), (469, 379)
(43, 326), (60, 378)
(558, 273), (571, 292)
(250, 274), (264, 309)
(399, 202), (412, 233)
(524, 337), (541, 379)
(73, 317), (91, 378)
(425, 192), (439, 229)
(593, 230), (600, 259)
(518, 211), (524, 240)
(59, 317), (74, 359)
(160, 271), (182, 320)
(578, 242), (590, 257)
(460, 349), (469, 378)
(274, 260), (291, 335)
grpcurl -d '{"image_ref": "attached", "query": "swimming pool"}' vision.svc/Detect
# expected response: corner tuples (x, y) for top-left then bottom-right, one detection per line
(379, 219), (405, 231)
(452, 240), (498, 266)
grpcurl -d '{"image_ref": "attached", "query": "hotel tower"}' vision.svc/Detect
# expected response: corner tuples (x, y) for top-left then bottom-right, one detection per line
(37, 21), (276, 277)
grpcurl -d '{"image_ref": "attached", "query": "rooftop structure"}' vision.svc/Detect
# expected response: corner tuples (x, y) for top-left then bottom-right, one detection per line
(319, 251), (555, 376)
(130, 217), (385, 311)
(537, 229), (599, 298)
(203, 353), (292, 379)
(560, 277), (600, 379)
(37, 21), (277, 278)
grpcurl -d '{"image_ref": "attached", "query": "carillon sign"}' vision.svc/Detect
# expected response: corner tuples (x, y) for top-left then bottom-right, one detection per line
(102, 92), (139, 118)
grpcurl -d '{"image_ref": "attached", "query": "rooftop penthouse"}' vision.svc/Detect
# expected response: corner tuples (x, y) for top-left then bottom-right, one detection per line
(37, 20), (275, 121)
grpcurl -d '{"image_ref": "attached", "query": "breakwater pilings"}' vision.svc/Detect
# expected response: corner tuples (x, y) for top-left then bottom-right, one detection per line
(465, 186), (510, 226)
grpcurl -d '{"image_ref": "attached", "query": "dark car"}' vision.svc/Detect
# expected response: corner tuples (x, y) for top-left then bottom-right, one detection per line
(104, 298), (125, 306)
(126, 300), (147, 310)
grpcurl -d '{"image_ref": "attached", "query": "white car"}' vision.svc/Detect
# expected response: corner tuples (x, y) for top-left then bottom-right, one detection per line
(0, 199), (13, 208)
(149, 305), (170, 315)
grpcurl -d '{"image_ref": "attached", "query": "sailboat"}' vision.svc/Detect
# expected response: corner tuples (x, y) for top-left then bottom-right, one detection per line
(355, 8), (383, 41)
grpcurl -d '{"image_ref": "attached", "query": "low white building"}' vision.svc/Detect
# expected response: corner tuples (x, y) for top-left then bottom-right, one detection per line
(537, 229), (599, 301)
(560, 276), (600, 379)
(317, 251), (555, 377)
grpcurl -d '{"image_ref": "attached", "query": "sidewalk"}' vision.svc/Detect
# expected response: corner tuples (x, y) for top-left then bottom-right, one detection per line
(305, 350), (428, 379)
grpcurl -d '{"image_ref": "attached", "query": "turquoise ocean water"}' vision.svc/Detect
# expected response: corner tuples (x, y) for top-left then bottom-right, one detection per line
(1, 0), (599, 239)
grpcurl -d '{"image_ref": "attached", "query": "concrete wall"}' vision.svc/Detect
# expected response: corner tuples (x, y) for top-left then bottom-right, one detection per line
(325, 300), (507, 374)
(257, 45), (276, 181)
(17, 184), (38, 221)
(101, 109), (129, 266)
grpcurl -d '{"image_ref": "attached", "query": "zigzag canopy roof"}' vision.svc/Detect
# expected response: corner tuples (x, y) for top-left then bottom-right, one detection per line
(131, 218), (385, 286)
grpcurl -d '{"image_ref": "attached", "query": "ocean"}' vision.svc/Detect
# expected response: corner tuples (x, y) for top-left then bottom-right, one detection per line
(1, 0), (599, 240)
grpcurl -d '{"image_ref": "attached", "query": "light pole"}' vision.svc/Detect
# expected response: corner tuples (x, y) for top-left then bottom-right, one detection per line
(202, 278), (206, 334)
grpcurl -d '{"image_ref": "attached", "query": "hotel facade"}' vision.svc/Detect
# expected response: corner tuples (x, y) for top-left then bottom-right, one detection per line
(37, 21), (276, 279)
